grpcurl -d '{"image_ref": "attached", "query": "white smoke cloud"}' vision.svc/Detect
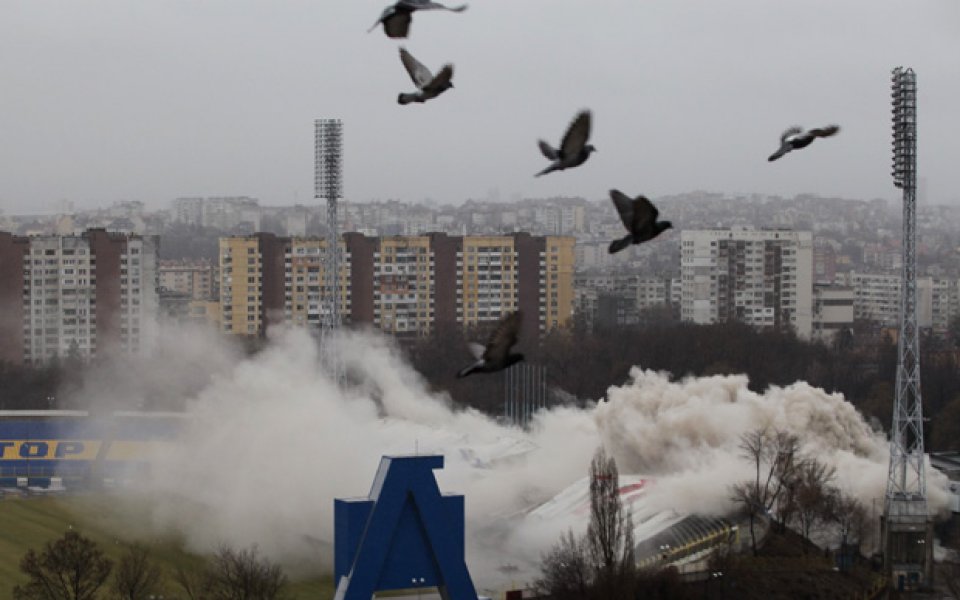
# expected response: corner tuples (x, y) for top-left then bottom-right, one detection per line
(593, 367), (942, 519)
(63, 320), (241, 412)
(111, 327), (949, 588)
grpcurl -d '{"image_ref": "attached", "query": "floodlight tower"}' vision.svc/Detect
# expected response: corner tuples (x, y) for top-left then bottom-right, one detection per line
(315, 119), (343, 332)
(882, 66), (932, 590)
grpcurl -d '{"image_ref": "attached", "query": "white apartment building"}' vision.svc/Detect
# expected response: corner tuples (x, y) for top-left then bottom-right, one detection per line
(680, 228), (813, 338)
(171, 196), (261, 231)
(845, 271), (960, 333)
(118, 236), (159, 356)
(848, 272), (904, 326)
(669, 277), (683, 306)
(812, 285), (855, 343)
(18, 231), (158, 363)
(930, 277), (960, 335)
(23, 236), (96, 363)
(532, 205), (585, 235)
(171, 197), (203, 226)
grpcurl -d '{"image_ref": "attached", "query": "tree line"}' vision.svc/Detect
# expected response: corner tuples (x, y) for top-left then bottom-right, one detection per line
(11, 530), (287, 600)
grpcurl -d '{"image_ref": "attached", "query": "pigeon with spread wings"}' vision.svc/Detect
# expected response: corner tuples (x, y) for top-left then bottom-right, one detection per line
(457, 311), (525, 378)
(397, 48), (454, 105)
(535, 110), (596, 177)
(369, 0), (468, 39)
(767, 125), (840, 162)
(608, 190), (672, 254)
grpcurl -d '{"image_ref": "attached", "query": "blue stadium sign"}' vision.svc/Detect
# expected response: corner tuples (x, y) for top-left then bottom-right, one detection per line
(334, 455), (478, 600)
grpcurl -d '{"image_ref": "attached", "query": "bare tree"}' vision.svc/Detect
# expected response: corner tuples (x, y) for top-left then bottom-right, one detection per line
(173, 566), (205, 600)
(587, 447), (623, 573)
(585, 447), (636, 598)
(792, 458), (836, 548)
(827, 489), (868, 572)
(537, 447), (637, 600)
(111, 544), (163, 600)
(776, 471), (799, 535)
(535, 530), (591, 600)
(730, 481), (763, 556)
(207, 546), (286, 600)
(829, 490), (868, 547)
(730, 428), (801, 555)
(13, 530), (113, 600)
(174, 545), (287, 600)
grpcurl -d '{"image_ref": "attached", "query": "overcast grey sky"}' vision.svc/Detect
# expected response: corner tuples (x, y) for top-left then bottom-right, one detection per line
(1, 0), (958, 213)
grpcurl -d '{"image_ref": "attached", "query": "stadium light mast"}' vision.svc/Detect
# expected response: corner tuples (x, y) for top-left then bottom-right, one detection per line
(882, 66), (932, 591)
(315, 119), (344, 384)
(315, 119), (343, 332)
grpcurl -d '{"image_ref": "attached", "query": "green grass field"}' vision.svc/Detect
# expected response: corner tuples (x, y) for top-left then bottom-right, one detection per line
(0, 492), (335, 600)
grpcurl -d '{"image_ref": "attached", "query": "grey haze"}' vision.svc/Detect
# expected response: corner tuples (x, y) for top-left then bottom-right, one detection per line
(0, 0), (958, 213)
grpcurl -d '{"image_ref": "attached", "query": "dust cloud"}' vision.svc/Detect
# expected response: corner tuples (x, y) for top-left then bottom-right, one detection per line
(104, 326), (947, 584)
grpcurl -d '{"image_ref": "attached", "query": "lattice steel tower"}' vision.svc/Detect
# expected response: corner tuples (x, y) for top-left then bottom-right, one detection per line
(883, 66), (932, 589)
(315, 119), (343, 331)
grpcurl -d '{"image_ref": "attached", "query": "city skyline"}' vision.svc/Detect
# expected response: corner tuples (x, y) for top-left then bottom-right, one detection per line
(1, 0), (959, 215)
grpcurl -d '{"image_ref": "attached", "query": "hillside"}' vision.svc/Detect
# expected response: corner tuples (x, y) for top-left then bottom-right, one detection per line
(709, 528), (885, 600)
(0, 492), (335, 600)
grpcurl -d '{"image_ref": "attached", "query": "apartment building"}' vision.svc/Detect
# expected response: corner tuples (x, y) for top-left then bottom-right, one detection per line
(542, 237), (576, 331)
(216, 233), (575, 340)
(172, 196), (261, 232)
(459, 236), (521, 329)
(347, 233), (574, 340)
(0, 229), (158, 365)
(812, 285), (855, 343)
(848, 272), (905, 326)
(532, 204), (586, 235)
(285, 238), (351, 329)
(636, 277), (670, 312)
(171, 197), (203, 226)
(159, 259), (216, 300)
(930, 277), (960, 335)
(845, 271), (956, 331)
(218, 233), (287, 336)
(372, 236), (433, 336)
(680, 228), (813, 338)
(574, 272), (673, 328)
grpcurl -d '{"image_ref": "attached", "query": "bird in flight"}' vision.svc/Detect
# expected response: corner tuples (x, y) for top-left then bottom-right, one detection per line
(608, 190), (672, 254)
(767, 125), (840, 162)
(457, 311), (525, 378)
(535, 110), (596, 177)
(369, 0), (468, 39)
(397, 48), (454, 105)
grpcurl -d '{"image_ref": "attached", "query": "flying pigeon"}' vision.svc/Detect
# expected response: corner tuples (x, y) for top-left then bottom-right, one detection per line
(397, 48), (454, 105)
(535, 110), (596, 177)
(457, 311), (524, 378)
(608, 190), (672, 254)
(368, 0), (468, 39)
(767, 125), (840, 162)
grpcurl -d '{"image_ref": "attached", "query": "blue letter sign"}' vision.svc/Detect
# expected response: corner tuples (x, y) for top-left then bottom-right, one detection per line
(333, 455), (478, 600)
